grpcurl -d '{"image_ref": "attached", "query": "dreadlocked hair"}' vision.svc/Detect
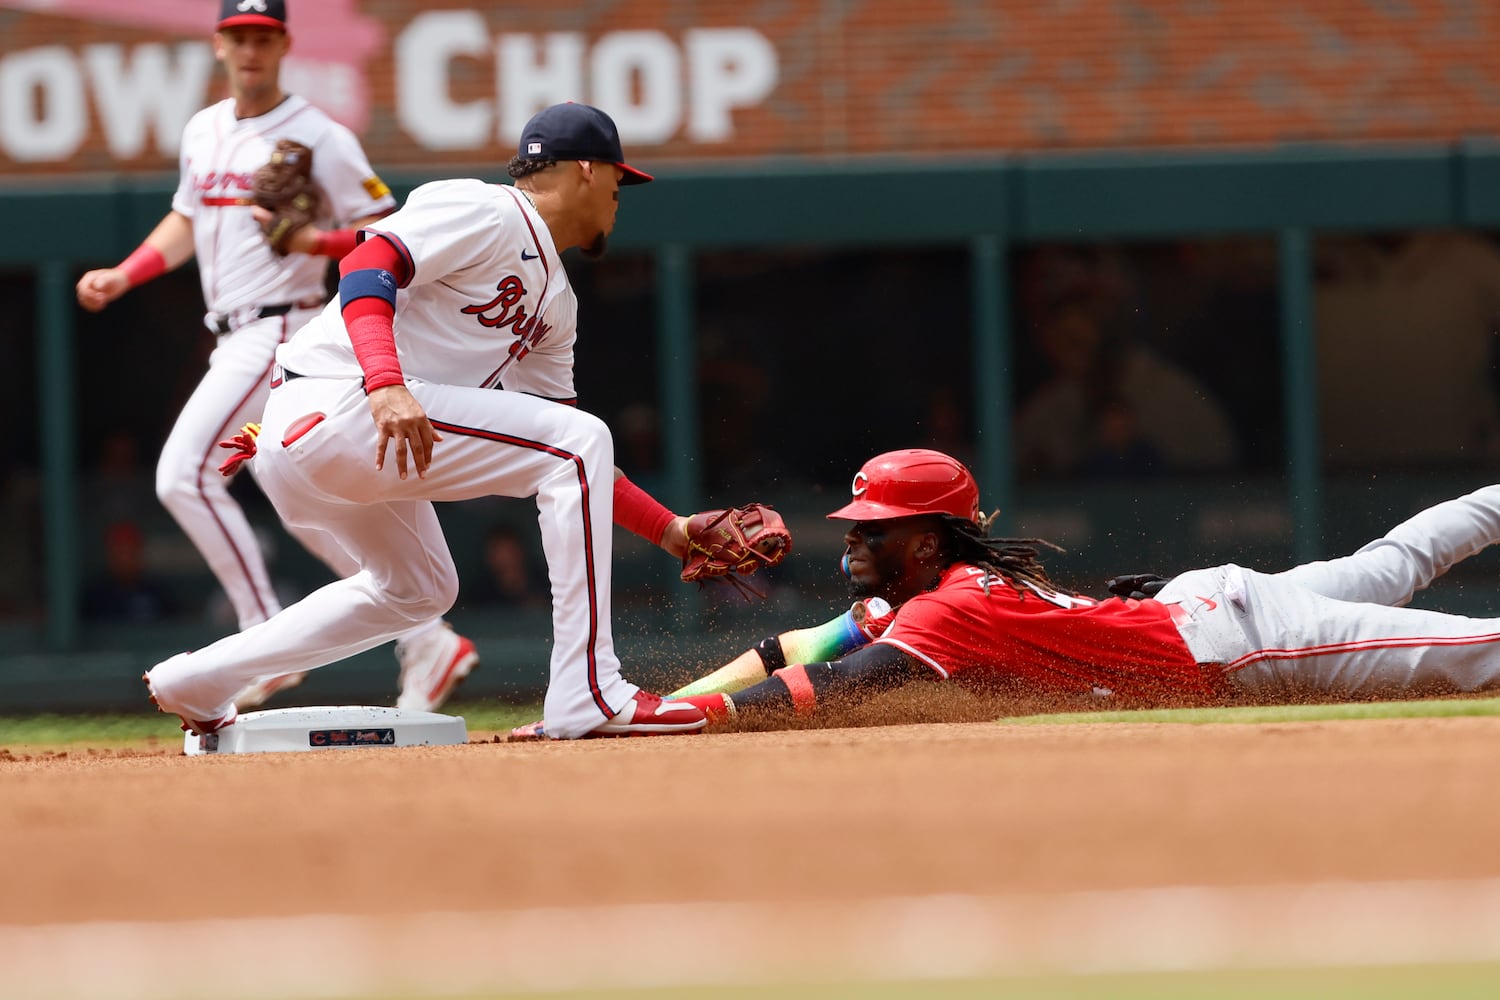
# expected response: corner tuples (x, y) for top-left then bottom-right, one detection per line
(938, 511), (1066, 598)
(507, 156), (557, 180)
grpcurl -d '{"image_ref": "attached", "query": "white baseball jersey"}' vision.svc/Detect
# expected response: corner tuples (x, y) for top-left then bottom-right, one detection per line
(279, 180), (577, 397)
(173, 94), (395, 315)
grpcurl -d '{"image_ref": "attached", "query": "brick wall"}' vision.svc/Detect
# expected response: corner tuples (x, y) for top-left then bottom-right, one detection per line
(3, 1), (1498, 174)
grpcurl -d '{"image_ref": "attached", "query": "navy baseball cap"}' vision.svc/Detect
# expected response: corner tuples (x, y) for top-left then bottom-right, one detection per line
(516, 103), (653, 185)
(218, 0), (288, 31)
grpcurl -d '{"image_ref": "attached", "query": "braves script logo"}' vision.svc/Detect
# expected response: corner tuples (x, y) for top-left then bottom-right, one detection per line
(462, 275), (552, 366)
(194, 171), (256, 194)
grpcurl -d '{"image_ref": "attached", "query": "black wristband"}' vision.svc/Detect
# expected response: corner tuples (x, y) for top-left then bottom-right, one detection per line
(754, 634), (786, 672)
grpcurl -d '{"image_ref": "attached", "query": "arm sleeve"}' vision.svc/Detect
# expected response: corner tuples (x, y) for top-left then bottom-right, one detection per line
(729, 643), (928, 714)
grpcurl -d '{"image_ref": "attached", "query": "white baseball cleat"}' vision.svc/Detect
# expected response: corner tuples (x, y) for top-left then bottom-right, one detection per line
(396, 624), (479, 712)
(233, 670), (307, 710)
(144, 671), (239, 737)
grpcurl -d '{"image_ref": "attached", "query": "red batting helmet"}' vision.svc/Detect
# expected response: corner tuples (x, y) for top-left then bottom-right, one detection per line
(826, 449), (981, 523)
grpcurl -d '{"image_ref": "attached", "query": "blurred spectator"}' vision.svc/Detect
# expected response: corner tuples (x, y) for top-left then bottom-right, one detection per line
(471, 524), (549, 609)
(1315, 231), (1500, 467)
(698, 327), (793, 495)
(920, 390), (975, 470)
(1015, 294), (1238, 478)
(615, 401), (665, 496)
(1148, 240), (1281, 471)
(1017, 243), (1140, 334)
(82, 520), (177, 622)
(0, 470), (41, 620)
(82, 429), (157, 528)
(1078, 396), (1165, 479)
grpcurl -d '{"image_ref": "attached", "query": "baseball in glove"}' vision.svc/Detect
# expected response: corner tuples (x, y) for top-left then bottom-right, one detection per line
(253, 139), (322, 256)
(681, 503), (792, 598)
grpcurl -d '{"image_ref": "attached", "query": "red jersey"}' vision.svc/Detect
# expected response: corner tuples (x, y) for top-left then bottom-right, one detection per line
(874, 563), (1221, 701)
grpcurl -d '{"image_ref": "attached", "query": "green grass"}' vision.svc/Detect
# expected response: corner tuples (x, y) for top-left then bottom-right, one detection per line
(7, 694), (1500, 749)
(1002, 694), (1500, 726)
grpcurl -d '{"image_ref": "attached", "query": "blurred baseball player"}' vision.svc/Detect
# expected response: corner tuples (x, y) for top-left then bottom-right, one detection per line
(667, 448), (1500, 724)
(146, 101), (727, 739)
(75, 0), (477, 712)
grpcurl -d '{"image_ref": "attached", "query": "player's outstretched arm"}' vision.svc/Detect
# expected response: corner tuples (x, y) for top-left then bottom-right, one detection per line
(669, 598), (895, 698)
(610, 472), (793, 585)
(75, 211), (193, 312)
(679, 642), (928, 723)
(612, 469), (687, 555)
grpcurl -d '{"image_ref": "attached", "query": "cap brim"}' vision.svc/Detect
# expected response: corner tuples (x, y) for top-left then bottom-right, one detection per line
(217, 15), (286, 30)
(618, 163), (653, 185)
(827, 499), (922, 521)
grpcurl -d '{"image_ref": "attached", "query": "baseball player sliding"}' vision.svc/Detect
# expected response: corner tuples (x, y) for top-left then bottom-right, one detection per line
(664, 449), (1500, 726)
(76, 0), (478, 712)
(147, 101), (786, 740)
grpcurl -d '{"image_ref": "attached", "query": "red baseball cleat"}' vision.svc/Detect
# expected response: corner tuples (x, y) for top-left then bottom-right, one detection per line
(590, 690), (707, 737)
(675, 692), (736, 725)
(396, 625), (479, 712)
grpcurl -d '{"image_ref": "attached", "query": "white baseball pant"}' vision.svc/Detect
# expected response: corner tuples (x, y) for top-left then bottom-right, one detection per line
(148, 373), (639, 738)
(1157, 484), (1500, 699)
(155, 308), (356, 625)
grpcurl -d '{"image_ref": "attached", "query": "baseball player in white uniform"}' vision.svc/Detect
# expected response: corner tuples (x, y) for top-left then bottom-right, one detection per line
(145, 101), (712, 739)
(76, 0), (478, 712)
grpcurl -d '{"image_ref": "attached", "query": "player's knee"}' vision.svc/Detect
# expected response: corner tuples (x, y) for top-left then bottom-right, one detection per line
(154, 460), (197, 513)
(429, 571), (460, 617)
(379, 568), (459, 623)
(560, 409), (614, 464)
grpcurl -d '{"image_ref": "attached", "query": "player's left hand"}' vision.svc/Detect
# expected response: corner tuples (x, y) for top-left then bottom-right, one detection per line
(367, 385), (442, 479)
(1105, 573), (1171, 601)
(680, 503), (793, 597)
(75, 268), (130, 311)
(250, 206), (322, 255)
(252, 139), (322, 256)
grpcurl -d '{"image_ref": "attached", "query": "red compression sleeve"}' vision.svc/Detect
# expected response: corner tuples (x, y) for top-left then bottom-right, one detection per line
(345, 301), (403, 392)
(340, 235), (407, 392)
(118, 244), (166, 287)
(312, 229), (359, 259)
(613, 475), (677, 545)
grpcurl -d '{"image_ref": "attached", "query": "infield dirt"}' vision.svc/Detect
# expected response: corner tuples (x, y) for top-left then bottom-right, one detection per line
(4, 711), (1500, 927)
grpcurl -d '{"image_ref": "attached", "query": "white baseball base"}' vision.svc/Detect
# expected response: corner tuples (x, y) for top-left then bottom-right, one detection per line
(182, 705), (468, 756)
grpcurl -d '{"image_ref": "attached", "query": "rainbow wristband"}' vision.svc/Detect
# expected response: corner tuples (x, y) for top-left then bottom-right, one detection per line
(778, 607), (867, 666)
